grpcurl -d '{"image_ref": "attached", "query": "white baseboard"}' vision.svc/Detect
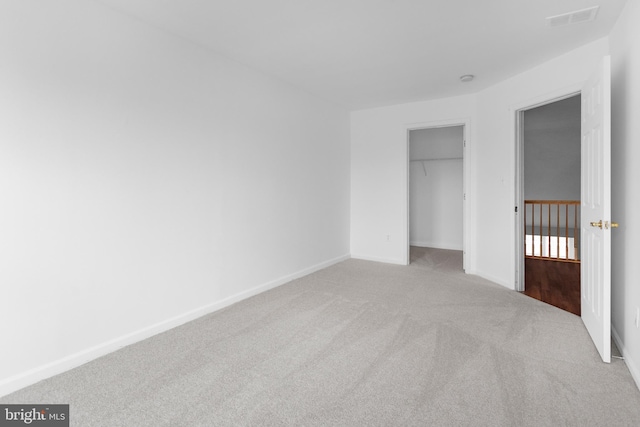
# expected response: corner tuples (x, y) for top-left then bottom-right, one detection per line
(410, 241), (463, 251)
(350, 253), (406, 265)
(474, 270), (514, 290)
(0, 253), (350, 398)
(612, 326), (640, 391)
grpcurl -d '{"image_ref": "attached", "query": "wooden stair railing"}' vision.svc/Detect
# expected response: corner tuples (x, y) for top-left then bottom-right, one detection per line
(524, 200), (580, 263)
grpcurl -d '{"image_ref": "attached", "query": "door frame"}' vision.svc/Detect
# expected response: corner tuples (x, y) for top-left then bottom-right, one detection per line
(513, 86), (582, 291)
(404, 118), (470, 269)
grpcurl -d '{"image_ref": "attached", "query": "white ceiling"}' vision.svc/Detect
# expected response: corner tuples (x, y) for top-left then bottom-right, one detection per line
(94, 0), (626, 109)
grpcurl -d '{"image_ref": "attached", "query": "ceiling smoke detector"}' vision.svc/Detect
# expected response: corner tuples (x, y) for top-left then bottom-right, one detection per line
(460, 75), (474, 83)
(546, 6), (600, 27)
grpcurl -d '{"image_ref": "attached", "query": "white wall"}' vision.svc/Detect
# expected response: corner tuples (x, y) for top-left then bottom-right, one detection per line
(473, 37), (609, 287)
(610, 0), (640, 390)
(523, 96), (581, 235)
(351, 96), (475, 266)
(410, 127), (463, 250)
(350, 37), (609, 285)
(524, 96), (581, 201)
(0, 0), (350, 395)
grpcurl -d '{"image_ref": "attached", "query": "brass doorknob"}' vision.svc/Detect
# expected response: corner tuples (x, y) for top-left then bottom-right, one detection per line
(590, 220), (603, 229)
(611, 222), (619, 228)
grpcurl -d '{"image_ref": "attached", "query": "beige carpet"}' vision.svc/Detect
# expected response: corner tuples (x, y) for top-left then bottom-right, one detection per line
(2, 247), (640, 426)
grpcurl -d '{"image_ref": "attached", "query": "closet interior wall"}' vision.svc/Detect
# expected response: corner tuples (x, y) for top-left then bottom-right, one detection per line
(409, 126), (464, 251)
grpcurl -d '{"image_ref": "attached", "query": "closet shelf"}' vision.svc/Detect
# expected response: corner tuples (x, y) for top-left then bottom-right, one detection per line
(410, 157), (463, 162)
(411, 157), (462, 176)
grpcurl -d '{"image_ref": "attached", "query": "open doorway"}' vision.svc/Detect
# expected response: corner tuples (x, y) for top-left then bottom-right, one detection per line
(516, 94), (581, 315)
(408, 125), (464, 270)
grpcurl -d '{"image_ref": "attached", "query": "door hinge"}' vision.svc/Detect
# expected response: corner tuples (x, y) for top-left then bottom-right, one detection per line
(515, 206), (518, 213)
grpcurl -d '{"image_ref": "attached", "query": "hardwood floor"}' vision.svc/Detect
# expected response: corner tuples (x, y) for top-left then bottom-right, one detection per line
(523, 258), (581, 316)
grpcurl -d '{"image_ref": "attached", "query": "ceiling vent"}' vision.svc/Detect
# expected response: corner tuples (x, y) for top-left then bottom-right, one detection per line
(546, 6), (599, 27)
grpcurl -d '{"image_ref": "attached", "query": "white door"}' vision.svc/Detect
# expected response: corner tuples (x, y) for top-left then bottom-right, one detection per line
(581, 56), (612, 363)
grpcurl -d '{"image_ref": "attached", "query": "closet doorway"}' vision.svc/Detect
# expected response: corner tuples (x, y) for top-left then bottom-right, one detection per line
(408, 125), (465, 269)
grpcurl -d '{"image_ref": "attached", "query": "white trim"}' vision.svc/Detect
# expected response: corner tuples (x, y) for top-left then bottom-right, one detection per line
(0, 253), (350, 398)
(509, 83), (583, 113)
(410, 241), (463, 251)
(612, 327), (640, 391)
(475, 270), (515, 290)
(350, 254), (406, 265)
(404, 117), (472, 271)
(515, 109), (525, 291)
